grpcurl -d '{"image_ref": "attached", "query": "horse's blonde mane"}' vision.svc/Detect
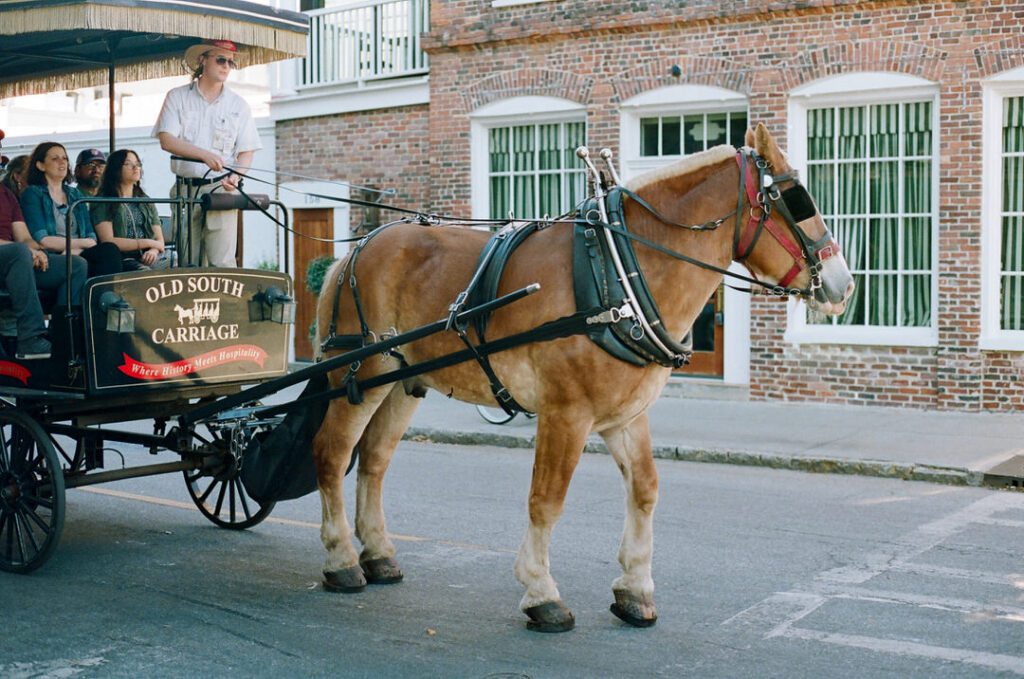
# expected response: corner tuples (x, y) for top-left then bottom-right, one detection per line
(626, 144), (738, 192)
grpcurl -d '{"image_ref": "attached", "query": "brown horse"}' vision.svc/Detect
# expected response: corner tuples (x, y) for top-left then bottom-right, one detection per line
(311, 123), (854, 632)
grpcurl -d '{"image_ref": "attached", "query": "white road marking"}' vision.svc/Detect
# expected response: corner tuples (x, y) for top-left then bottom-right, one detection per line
(782, 628), (1024, 675)
(724, 492), (1024, 672)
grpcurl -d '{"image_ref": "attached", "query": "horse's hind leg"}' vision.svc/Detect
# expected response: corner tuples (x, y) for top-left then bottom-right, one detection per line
(314, 389), (391, 593)
(600, 412), (659, 627)
(514, 411), (592, 633)
(353, 384), (421, 584)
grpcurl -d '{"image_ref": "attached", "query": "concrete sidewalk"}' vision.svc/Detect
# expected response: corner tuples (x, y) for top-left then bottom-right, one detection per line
(405, 390), (1024, 487)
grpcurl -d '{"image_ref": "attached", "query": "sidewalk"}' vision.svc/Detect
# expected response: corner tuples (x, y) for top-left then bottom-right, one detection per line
(404, 390), (1024, 487)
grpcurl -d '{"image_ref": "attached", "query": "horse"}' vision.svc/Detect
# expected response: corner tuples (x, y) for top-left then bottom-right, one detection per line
(311, 123), (855, 632)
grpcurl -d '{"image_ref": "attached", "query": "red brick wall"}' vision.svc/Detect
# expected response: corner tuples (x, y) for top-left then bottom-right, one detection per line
(282, 1), (1024, 411)
(275, 105), (431, 233)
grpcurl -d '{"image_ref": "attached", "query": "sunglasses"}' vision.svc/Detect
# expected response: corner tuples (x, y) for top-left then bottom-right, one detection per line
(208, 55), (238, 69)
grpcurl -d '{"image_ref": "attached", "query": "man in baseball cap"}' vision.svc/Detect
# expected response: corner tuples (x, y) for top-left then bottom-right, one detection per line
(74, 148), (106, 196)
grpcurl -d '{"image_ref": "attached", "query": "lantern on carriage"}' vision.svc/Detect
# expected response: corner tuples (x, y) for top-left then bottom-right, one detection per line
(248, 286), (296, 324)
(99, 291), (135, 334)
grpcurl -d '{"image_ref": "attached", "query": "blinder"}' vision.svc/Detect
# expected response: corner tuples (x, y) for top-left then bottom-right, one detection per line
(780, 185), (816, 224)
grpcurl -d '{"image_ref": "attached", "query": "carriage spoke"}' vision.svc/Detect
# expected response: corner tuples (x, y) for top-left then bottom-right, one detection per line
(19, 493), (52, 510)
(15, 509), (41, 555)
(195, 476), (218, 504)
(213, 479), (228, 517)
(18, 499), (52, 533)
(0, 428), (10, 473)
(233, 479), (253, 521)
(12, 512), (30, 564)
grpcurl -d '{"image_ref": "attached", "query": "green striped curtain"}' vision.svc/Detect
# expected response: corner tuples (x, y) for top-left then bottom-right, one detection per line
(1002, 96), (1024, 330)
(806, 101), (933, 328)
(488, 120), (586, 222)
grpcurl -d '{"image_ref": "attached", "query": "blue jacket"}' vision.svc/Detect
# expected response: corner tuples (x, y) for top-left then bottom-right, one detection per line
(19, 184), (96, 243)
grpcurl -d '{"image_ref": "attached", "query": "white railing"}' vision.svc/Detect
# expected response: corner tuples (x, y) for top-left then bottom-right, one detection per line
(301, 0), (429, 88)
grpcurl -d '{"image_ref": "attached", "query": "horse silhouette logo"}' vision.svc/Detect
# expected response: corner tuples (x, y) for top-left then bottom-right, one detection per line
(173, 298), (221, 325)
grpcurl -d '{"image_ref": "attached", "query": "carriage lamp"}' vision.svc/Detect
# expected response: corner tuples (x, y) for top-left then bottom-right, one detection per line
(99, 291), (135, 333)
(248, 286), (296, 324)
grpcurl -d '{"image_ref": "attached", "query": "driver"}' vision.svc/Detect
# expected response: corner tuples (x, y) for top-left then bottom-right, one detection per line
(152, 39), (261, 268)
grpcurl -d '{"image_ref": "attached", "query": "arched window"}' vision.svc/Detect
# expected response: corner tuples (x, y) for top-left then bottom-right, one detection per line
(470, 96), (587, 221)
(981, 66), (1024, 349)
(619, 84), (748, 182)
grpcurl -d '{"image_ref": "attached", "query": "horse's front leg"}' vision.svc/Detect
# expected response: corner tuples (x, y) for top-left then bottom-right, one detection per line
(514, 410), (592, 633)
(600, 412), (659, 627)
(353, 384), (421, 584)
(314, 394), (385, 593)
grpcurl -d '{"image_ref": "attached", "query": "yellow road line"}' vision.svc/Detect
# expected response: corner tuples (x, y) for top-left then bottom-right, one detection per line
(77, 486), (509, 552)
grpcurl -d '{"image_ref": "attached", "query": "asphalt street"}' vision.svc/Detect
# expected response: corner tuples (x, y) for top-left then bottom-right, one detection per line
(2, 438), (1023, 678)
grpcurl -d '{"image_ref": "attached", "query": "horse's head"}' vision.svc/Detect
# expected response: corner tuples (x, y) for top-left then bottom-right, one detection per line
(737, 123), (853, 315)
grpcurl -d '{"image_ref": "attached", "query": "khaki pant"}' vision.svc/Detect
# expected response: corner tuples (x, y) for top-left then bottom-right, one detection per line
(171, 181), (238, 268)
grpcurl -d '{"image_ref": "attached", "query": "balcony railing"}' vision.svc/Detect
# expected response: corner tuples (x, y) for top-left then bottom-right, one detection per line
(301, 0), (429, 89)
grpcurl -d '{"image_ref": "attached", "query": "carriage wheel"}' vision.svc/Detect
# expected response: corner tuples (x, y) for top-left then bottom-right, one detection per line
(183, 425), (274, 530)
(0, 410), (65, 573)
(475, 404), (517, 425)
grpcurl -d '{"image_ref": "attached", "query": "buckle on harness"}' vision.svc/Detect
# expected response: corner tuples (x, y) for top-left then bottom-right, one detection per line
(586, 304), (634, 325)
(446, 291), (468, 330)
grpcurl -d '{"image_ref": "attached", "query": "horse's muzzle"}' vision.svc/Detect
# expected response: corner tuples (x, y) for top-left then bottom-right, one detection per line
(809, 254), (855, 316)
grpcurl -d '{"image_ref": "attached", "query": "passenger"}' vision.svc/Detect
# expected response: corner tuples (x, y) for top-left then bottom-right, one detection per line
(92, 149), (173, 271)
(153, 38), (260, 268)
(0, 181), (87, 359)
(73, 148), (106, 197)
(19, 142), (122, 277)
(0, 155), (30, 198)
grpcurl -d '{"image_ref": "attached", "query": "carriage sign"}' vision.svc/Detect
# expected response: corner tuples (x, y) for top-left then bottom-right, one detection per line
(83, 269), (292, 392)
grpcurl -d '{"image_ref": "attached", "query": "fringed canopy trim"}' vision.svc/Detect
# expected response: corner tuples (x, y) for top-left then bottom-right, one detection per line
(0, 1), (307, 97)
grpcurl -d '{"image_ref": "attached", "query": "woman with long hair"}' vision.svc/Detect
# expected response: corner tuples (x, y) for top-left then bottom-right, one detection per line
(19, 141), (121, 277)
(0, 155), (30, 198)
(93, 149), (172, 270)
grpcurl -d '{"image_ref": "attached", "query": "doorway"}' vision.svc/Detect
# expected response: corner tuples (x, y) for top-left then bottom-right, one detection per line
(292, 208), (334, 361)
(676, 285), (724, 377)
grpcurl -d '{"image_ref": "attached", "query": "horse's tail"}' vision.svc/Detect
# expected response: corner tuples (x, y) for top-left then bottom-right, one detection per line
(313, 254), (353, 361)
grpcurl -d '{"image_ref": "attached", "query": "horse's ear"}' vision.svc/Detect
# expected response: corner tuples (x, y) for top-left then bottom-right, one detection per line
(753, 122), (786, 169)
(744, 126), (756, 148)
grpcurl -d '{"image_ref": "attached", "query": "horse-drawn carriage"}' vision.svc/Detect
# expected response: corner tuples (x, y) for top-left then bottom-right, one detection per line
(1, 0), (856, 633)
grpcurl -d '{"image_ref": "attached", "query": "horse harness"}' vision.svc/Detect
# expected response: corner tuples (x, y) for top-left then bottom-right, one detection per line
(319, 149), (840, 415)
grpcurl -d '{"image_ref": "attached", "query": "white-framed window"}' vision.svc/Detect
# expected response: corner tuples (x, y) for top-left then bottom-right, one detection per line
(470, 96), (587, 221)
(786, 73), (940, 347)
(619, 84), (751, 385)
(981, 67), (1024, 350)
(620, 84), (748, 181)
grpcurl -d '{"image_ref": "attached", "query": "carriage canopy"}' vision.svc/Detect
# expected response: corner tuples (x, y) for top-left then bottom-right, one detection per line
(0, 0), (308, 99)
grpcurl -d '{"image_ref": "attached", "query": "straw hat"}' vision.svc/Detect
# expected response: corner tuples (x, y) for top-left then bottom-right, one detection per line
(184, 39), (240, 71)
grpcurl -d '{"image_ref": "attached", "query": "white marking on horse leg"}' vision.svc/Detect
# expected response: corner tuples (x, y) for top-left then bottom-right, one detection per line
(515, 524), (560, 609)
(601, 413), (658, 597)
(354, 385), (420, 562)
(514, 411), (591, 610)
(314, 398), (380, 573)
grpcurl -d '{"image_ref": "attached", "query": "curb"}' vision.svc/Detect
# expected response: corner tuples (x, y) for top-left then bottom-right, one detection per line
(403, 427), (983, 488)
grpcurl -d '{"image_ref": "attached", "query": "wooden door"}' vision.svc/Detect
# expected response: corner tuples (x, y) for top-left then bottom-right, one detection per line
(676, 285), (724, 377)
(293, 208), (333, 361)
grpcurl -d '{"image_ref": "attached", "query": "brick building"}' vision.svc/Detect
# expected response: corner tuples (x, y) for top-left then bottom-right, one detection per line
(272, 0), (1024, 411)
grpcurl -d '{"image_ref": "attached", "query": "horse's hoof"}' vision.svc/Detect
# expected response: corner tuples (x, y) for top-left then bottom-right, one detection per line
(361, 557), (404, 585)
(524, 601), (575, 633)
(609, 589), (657, 627)
(322, 566), (367, 593)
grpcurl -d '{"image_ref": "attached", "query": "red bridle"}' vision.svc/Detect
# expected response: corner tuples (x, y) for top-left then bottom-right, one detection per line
(734, 152), (841, 290)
